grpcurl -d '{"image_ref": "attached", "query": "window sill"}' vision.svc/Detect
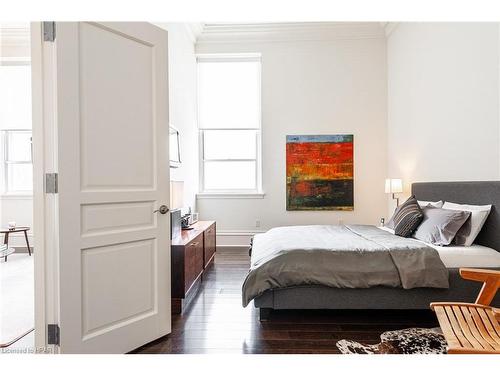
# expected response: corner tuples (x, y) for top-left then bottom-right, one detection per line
(196, 192), (265, 199)
(0, 192), (33, 200)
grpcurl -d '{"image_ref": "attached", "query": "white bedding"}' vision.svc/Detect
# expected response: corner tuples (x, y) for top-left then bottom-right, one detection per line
(379, 226), (500, 268)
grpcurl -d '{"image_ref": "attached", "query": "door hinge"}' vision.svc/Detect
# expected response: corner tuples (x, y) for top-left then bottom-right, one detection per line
(47, 324), (60, 346)
(43, 22), (56, 42)
(45, 173), (58, 194)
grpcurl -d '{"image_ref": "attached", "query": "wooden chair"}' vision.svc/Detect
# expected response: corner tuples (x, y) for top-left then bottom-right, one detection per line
(430, 268), (500, 354)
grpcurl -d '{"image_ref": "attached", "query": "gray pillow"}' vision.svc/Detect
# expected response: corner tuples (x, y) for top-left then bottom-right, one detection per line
(418, 200), (444, 209)
(413, 206), (471, 246)
(392, 196), (424, 237)
(387, 200), (445, 229)
(453, 218), (472, 245)
(386, 196), (423, 230)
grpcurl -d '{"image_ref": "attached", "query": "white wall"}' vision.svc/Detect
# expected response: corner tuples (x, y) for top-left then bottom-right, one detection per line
(196, 36), (388, 242)
(155, 23), (199, 214)
(387, 23), (500, 211)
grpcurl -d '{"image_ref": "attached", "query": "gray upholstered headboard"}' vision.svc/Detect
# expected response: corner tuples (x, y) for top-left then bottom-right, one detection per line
(412, 181), (500, 252)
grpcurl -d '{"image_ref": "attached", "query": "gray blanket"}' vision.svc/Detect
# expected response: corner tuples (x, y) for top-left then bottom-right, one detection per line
(242, 225), (449, 307)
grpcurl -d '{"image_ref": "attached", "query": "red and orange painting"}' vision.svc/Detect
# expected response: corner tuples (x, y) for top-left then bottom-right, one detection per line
(286, 135), (353, 210)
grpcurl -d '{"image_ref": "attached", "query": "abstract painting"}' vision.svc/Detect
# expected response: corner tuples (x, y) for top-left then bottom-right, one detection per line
(286, 134), (353, 211)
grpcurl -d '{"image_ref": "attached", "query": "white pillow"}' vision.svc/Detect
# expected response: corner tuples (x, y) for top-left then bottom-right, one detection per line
(418, 200), (444, 209)
(442, 201), (492, 246)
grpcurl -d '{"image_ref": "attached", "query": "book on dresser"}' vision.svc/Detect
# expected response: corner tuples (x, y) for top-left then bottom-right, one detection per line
(171, 220), (216, 314)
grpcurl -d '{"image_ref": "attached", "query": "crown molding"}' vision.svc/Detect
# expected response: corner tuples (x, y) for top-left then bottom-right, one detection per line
(196, 22), (385, 44)
(152, 22), (202, 45)
(183, 23), (204, 43)
(381, 22), (400, 37)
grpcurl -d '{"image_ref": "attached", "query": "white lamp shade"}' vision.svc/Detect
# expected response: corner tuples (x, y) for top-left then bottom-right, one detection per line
(385, 178), (403, 194)
(170, 180), (184, 209)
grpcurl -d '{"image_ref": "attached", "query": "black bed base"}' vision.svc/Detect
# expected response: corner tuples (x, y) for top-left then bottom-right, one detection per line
(254, 268), (500, 321)
(259, 308), (272, 321)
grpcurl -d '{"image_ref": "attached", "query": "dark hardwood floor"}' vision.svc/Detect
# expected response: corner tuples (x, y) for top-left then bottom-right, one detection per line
(133, 248), (438, 354)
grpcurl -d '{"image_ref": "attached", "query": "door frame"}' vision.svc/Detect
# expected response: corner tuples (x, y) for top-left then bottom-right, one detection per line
(31, 21), (59, 353)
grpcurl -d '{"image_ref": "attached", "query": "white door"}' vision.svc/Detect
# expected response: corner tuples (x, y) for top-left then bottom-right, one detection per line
(37, 22), (170, 353)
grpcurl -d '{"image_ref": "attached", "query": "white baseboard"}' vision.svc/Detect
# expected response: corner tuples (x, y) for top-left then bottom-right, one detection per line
(2, 233), (34, 248)
(216, 245), (249, 252)
(216, 230), (264, 247)
(10, 246), (33, 254)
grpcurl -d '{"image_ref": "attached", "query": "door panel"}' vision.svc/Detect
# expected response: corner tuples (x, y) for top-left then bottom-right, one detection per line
(81, 201), (156, 236)
(81, 239), (156, 338)
(79, 22), (155, 191)
(46, 22), (170, 353)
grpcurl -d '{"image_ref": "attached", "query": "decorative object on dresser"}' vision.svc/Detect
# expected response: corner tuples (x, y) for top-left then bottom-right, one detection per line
(169, 180), (184, 239)
(171, 221), (216, 314)
(170, 209), (182, 240)
(181, 208), (199, 230)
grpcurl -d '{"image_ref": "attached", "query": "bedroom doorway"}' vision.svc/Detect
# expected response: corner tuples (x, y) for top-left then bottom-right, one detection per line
(0, 22), (35, 351)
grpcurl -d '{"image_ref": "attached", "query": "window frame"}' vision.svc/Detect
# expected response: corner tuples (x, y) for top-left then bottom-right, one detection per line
(0, 59), (33, 196)
(1, 129), (33, 194)
(197, 54), (263, 197)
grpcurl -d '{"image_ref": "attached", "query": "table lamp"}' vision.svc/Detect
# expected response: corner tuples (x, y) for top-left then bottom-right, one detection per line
(170, 180), (184, 210)
(385, 178), (403, 206)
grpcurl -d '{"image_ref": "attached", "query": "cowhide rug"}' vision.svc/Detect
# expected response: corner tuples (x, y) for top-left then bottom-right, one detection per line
(336, 328), (447, 354)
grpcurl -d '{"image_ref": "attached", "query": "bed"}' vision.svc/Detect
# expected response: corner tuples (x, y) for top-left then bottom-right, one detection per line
(248, 181), (500, 320)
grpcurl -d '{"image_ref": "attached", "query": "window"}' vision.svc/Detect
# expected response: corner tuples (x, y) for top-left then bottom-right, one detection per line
(2, 130), (32, 192)
(197, 55), (262, 195)
(0, 63), (33, 194)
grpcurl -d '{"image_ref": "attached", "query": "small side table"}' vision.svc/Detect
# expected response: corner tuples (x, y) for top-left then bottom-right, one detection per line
(1, 226), (32, 262)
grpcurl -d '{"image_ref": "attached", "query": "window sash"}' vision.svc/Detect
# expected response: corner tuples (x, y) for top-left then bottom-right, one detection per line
(2, 129), (33, 193)
(4, 130), (32, 162)
(202, 129), (258, 162)
(6, 163), (33, 192)
(200, 129), (261, 192)
(202, 160), (257, 191)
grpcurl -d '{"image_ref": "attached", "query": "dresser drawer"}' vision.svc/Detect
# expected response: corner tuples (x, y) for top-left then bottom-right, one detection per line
(204, 223), (216, 268)
(184, 233), (204, 293)
(171, 221), (216, 314)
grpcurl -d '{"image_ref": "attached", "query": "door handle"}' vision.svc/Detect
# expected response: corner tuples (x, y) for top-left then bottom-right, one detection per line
(153, 205), (169, 215)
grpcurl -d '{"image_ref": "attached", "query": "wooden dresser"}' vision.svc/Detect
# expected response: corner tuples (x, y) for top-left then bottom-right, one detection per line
(171, 221), (216, 314)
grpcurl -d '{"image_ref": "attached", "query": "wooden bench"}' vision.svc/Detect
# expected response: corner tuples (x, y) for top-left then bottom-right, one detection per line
(430, 268), (500, 354)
